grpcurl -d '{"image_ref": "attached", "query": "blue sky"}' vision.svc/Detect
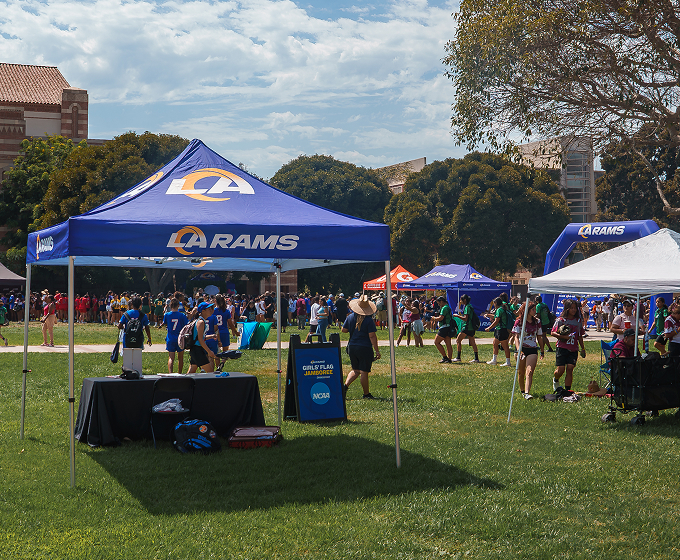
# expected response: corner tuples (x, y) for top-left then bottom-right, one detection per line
(1, 0), (462, 179)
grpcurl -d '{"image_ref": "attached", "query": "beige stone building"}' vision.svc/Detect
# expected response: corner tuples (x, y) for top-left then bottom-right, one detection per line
(519, 136), (596, 223)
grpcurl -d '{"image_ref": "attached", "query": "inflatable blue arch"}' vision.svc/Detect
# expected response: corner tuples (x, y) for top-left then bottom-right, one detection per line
(542, 220), (660, 312)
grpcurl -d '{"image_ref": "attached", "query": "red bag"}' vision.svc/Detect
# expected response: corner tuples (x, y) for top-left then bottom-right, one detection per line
(228, 426), (282, 449)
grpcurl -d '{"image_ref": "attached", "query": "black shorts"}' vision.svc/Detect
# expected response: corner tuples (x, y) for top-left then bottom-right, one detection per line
(462, 328), (476, 337)
(555, 347), (578, 367)
(541, 323), (551, 334)
(437, 326), (455, 339)
(348, 345), (374, 372)
(655, 334), (666, 346)
(521, 347), (538, 357)
(309, 323), (317, 334)
(669, 342), (680, 357)
(494, 328), (509, 341)
(189, 344), (210, 367)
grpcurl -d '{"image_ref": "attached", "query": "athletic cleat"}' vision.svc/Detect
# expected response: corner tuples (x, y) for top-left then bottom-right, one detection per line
(524, 393), (533, 400)
(469, 359), (481, 363)
(486, 359), (497, 365)
(451, 357), (461, 362)
(553, 377), (560, 391)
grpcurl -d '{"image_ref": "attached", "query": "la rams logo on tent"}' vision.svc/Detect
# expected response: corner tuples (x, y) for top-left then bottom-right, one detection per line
(470, 273), (482, 279)
(168, 226), (207, 256)
(166, 168), (255, 202)
(578, 224), (626, 239)
(36, 234), (54, 260)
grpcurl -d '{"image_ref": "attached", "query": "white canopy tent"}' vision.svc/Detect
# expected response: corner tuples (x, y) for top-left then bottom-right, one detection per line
(507, 228), (680, 421)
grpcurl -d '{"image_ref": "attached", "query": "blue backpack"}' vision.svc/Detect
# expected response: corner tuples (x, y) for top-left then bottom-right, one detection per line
(173, 419), (221, 454)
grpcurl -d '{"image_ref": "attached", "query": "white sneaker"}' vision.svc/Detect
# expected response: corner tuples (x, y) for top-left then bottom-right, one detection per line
(451, 357), (461, 362)
(524, 393), (533, 400)
(552, 377), (560, 391)
(499, 361), (511, 367)
(486, 359), (497, 365)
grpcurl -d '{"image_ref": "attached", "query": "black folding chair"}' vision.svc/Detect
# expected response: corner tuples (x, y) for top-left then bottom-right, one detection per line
(150, 377), (195, 448)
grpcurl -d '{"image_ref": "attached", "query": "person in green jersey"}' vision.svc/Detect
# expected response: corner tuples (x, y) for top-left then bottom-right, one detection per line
(0, 301), (8, 346)
(432, 296), (456, 363)
(484, 297), (512, 366)
(652, 296), (670, 354)
(453, 294), (479, 363)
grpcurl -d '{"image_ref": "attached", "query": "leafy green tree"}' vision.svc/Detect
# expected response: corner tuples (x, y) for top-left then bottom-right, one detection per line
(395, 153), (569, 276)
(271, 155), (392, 293)
(0, 135), (82, 272)
(596, 140), (680, 227)
(383, 189), (439, 274)
(271, 155), (392, 223)
(445, 0), (680, 213)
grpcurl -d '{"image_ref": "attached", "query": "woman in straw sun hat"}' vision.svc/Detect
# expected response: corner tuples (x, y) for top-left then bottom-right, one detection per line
(342, 294), (381, 399)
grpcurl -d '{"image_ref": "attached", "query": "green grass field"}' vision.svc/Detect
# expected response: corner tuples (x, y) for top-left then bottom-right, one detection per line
(1, 340), (678, 559)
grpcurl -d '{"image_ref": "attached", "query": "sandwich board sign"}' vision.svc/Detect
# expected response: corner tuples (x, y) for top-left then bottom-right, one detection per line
(284, 333), (346, 422)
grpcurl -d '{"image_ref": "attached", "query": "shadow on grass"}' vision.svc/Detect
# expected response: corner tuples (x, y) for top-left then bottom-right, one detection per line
(88, 433), (503, 515)
(604, 409), (680, 437)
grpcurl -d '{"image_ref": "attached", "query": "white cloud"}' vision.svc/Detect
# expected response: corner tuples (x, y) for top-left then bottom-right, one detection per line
(0, 0), (463, 177)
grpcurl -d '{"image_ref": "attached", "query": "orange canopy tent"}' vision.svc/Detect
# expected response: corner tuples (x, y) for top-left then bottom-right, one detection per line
(363, 265), (418, 291)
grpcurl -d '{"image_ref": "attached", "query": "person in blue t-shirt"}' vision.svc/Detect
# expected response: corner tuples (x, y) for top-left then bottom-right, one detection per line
(213, 294), (238, 359)
(118, 297), (152, 348)
(204, 306), (221, 370)
(163, 298), (189, 373)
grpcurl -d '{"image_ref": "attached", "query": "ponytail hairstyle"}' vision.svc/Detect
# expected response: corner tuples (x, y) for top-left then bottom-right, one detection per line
(494, 297), (507, 311)
(356, 314), (365, 331)
(215, 294), (227, 311)
(460, 294), (471, 305)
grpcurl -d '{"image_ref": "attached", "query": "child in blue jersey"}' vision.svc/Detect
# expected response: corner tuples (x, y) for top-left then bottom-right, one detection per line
(203, 302), (221, 370)
(163, 298), (189, 373)
(213, 294), (239, 369)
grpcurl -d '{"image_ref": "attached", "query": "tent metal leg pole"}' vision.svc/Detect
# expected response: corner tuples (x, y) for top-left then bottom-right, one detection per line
(20, 263), (31, 440)
(276, 263), (282, 427)
(508, 296), (530, 423)
(385, 260), (401, 468)
(68, 257), (75, 488)
(634, 294), (640, 358)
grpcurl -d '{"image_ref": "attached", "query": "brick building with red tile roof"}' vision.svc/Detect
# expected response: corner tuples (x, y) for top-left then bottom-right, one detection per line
(0, 63), (89, 180)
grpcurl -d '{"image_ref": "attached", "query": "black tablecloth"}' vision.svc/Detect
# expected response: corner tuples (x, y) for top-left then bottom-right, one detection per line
(75, 373), (266, 447)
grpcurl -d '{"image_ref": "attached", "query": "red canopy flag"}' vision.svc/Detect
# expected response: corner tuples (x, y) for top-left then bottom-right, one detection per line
(363, 265), (418, 291)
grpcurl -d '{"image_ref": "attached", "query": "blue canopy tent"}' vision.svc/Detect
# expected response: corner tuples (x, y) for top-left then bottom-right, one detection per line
(22, 139), (400, 485)
(397, 264), (511, 330)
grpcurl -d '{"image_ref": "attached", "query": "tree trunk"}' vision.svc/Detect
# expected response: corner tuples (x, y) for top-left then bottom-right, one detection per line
(145, 268), (174, 296)
(632, 147), (680, 215)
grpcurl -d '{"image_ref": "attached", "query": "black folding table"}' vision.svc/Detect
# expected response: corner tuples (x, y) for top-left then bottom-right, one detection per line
(75, 373), (265, 446)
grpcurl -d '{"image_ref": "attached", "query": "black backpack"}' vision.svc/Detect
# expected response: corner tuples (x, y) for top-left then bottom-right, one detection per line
(123, 311), (144, 348)
(469, 307), (481, 331)
(173, 419), (221, 454)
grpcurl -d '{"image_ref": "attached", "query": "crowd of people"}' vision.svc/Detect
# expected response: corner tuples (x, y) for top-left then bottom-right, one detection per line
(4, 285), (677, 400)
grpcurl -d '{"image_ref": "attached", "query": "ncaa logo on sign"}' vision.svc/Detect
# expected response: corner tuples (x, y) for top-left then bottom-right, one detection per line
(166, 168), (255, 202)
(311, 382), (331, 405)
